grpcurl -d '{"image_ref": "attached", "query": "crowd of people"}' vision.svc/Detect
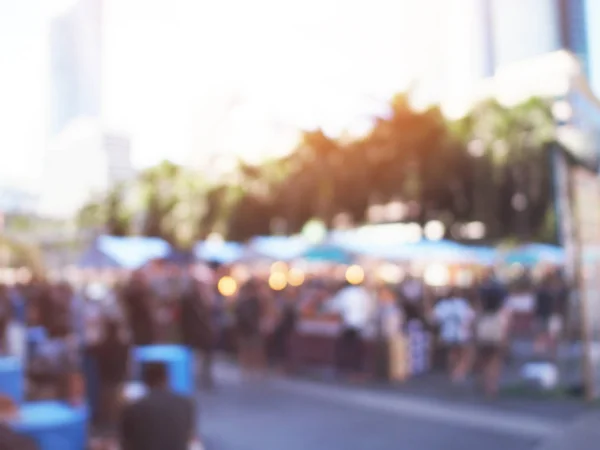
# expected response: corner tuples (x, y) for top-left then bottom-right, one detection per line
(0, 260), (570, 447)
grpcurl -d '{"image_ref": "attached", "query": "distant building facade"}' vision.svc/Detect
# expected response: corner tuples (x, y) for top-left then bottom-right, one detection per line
(44, 0), (134, 218)
(481, 0), (595, 83)
(48, 0), (103, 137)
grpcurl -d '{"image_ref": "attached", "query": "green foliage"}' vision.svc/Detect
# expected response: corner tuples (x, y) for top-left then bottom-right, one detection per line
(0, 235), (44, 273)
(75, 94), (559, 244)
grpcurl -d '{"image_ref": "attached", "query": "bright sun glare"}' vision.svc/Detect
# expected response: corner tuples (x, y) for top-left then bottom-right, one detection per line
(46, 0), (79, 18)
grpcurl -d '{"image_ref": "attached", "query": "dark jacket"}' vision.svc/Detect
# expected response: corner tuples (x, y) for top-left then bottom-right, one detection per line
(180, 286), (214, 351)
(93, 337), (130, 384)
(0, 424), (39, 450)
(123, 285), (156, 346)
(235, 296), (261, 337)
(119, 389), (195, 450)
(479, 280), (507, 313)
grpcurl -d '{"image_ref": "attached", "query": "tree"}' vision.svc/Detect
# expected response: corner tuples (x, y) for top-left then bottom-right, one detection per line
(76, 185), (130, 236)
(458, 97), (555, 241)
(105, 184), (131, 236)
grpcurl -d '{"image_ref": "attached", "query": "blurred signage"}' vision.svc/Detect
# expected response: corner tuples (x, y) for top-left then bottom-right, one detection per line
(571, 166), (600, 400)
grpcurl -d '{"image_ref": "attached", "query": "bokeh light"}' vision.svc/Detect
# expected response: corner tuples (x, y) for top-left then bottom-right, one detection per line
(231, 265), (251, 283)
(269, 271), (288, 291)
(287, 268), (305, 286)
(345, 264), (365, 285)
(15, 267), (32, 284)
(424, 220), (445, 241)
(377, 263), (404, 284)
(302, 219), (327, 244)
(218, 276), (238, 297)
(271, 261), (288, 273)
(456, 269), (474, 287)
(423, 264), (450, 287)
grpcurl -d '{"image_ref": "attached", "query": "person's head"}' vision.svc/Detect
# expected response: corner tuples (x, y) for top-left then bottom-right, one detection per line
(141, 362), (169, 389)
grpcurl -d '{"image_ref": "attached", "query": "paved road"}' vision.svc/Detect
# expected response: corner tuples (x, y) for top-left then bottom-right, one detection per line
(197, 365), (564, 450)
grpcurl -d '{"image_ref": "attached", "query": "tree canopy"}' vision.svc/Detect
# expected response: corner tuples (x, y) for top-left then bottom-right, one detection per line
(77, 94), (557, 247)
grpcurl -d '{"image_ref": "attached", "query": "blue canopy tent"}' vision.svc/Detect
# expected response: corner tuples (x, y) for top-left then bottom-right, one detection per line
(344, 239), (480, 264)
(302, 244), (352, 264)
(249, 235), (311, 261)
(467, 246), (498, 266)
(78, 242), (122, 269)
(194, 240), (245, 264)
(77, 235), (171, 270)
(503, 243), (564, 266)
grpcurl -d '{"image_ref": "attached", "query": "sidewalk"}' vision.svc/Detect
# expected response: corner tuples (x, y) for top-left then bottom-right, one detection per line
(536, 410), (600, 450)
(214, 355), (587, 423)
(299, 368), (588, 422)
(213, 361), (561, 440)
(289, 341), (588, 422)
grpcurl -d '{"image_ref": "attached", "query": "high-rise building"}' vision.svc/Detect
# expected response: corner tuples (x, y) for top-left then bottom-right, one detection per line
(585, 0), (600, 94)
(558, 0), (589, 76)
(49, 0), (103, 137)
(488, 0), (562, 70)
(44, 0), (134, 217)
(481, 0), (595, 82)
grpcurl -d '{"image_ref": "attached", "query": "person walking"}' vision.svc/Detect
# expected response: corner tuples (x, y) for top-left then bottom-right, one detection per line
(374, 286), (407, 383)
(235, 281), (265, 378)
(475, 270), (510, 398)
(329, 281), (374, 382)
(180, 277), (215, 389)
(92, 318), (130, 442)
(122, 272), (156, 347)
(119, 362), (197, 450)
(432, 288), (476, 383)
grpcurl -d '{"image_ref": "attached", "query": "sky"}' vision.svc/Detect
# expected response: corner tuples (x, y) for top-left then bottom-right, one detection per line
(0, 0), (479, 191)
(0, 0), (47, 189)
(2, 0), (599, 193)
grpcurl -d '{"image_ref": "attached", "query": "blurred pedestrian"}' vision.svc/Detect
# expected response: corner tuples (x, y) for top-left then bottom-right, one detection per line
(122, 272), (156, 346)
(0, 285), (26, 361)
(330, 281), (374, 382)
(475, 270), (510, 398)
(0, 423), (39, 450)
(235, 281), (265, 377)
(180, 276), (215, 389)
(432, 288), (476, 383)
(374, 286), (407, 382)
(267, 287), (297, 373)
(119, 362), (197, 450)
(92, 318), (130, 442)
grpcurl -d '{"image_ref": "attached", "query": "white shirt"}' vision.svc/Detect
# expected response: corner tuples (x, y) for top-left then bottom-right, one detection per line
(433, 297), (475, 344)
(83, 301), (104, 345)
(328, 286), (374, 330)
(5, 321), (26, 361)
(507, 292), (535, 313)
